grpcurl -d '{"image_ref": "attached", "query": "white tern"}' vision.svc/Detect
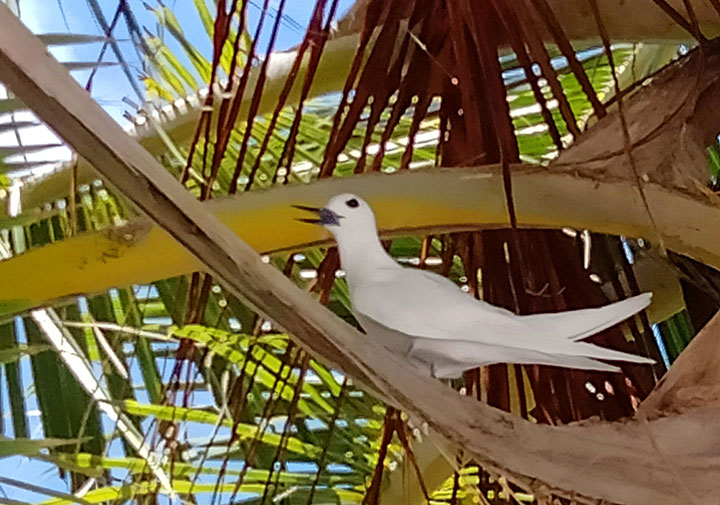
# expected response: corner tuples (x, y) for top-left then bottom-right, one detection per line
(294, 194), (655, 378)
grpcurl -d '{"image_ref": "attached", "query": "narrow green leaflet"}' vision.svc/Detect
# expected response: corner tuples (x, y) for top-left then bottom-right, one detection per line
(40, 480), (363, 505)
(121, 400), (321, 457)
(171, 325), (336, 414)
(37, 33), (111, 46)
(46, 452), (363, 486)
(0, 436), (81, 458)
(0, 344), (50, 364)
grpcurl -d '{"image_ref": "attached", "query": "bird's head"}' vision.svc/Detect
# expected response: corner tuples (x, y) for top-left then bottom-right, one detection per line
(293, 193), (377, 239)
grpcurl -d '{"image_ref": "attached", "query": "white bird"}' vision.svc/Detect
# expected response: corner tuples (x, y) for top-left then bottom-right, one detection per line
(294, 194), (655, 379)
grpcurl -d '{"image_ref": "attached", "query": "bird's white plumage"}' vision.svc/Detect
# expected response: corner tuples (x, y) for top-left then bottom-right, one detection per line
(309, 193), (655, 378)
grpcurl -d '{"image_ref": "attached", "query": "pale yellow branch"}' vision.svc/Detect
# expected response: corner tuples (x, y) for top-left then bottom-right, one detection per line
(336, 0), (720, 43)
(0, 166), (711, 316)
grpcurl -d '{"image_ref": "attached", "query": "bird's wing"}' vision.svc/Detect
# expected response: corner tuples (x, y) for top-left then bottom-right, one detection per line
(350, 266), (653, 360)
(351, 266), (654, 369)
(350, 266), (538, 347)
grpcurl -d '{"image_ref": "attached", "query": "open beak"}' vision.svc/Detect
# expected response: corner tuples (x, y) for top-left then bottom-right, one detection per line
(292, 204), (342, 226)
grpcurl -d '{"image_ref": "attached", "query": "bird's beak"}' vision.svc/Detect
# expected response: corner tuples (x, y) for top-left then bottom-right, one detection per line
(292, 204), (342, 226)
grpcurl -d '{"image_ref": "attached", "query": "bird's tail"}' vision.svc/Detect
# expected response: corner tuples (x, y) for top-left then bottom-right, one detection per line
(521, 293), (652, 341)
(415, 337), (654, 379)
(565, 340), (655, 365)
(432, 343), (653, 379)
(433, 354), (624, 379)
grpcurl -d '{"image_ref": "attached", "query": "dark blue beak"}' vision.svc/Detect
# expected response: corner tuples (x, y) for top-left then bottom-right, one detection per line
(292, 205), (342, 226)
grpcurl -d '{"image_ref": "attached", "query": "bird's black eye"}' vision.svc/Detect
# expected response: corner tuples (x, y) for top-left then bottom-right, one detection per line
(345, 198), (359, 208)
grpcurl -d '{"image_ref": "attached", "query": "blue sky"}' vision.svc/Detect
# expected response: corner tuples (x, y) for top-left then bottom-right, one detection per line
(0, 0), (354, 501)
(19, 0), (355, 123)
(0, 0), (355, 177)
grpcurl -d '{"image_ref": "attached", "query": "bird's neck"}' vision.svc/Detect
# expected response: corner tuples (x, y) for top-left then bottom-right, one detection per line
(334, 229), (397, 281)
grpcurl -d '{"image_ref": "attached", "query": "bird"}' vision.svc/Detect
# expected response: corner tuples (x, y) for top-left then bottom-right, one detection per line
(293, 193), (655, 379)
